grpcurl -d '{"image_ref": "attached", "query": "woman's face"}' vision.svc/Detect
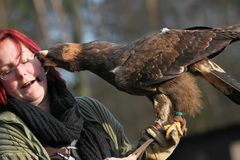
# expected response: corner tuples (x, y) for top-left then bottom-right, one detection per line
(0, 38), (48, 106)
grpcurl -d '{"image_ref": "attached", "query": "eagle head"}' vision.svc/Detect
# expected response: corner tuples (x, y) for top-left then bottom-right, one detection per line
(36, 43), (82, 72)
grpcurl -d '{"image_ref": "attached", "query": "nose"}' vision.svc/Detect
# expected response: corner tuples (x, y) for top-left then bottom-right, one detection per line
(14, 64), (26, 79)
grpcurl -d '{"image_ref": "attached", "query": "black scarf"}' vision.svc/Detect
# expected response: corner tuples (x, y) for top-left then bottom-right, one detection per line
(1, 81), (114, 160)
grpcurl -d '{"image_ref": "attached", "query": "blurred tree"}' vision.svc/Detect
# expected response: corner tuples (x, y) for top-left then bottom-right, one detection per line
(145, 0), (161, 29)
(0, 0), (42, 44)
(50, 0), (71, 41)
(64, 0), (82, 42)
(33, 0), (52, 45)
(0, 0), (7, 29)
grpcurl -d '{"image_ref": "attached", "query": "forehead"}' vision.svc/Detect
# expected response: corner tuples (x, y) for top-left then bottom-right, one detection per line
(0, 38), (31, 65)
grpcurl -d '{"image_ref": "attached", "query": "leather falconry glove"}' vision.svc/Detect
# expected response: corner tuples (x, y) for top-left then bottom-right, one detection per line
(135, 115), (186, 160)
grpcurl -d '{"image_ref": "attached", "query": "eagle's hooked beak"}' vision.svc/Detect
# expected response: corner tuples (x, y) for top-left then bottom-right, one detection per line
(35, 50), (57, 67)
(36, 50), (49, 57)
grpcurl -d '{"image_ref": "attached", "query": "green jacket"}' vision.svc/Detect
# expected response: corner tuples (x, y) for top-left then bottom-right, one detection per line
(0, 96), (132, 160)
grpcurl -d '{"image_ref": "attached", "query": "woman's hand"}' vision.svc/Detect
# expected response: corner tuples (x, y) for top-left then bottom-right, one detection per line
(105, 154), (137, 160)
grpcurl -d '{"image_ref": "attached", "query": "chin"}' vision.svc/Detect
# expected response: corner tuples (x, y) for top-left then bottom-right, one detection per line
(21, 90), (45, 104)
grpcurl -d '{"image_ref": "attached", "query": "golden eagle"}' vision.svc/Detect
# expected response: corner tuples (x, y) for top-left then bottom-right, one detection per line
(37, 25), (240, 126)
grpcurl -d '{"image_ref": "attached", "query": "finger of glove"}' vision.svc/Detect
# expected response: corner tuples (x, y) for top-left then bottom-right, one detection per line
(165, 122), (183, 137)
(143, 122), (183, 147)
(139, 130), (153, 143)
(165, 121), (184, 145)
(146, 127), (170, 147)
(146, 141), (178, 160)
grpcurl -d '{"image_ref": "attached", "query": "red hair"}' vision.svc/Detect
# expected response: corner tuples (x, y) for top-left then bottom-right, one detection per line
(0, 29), (66, 105)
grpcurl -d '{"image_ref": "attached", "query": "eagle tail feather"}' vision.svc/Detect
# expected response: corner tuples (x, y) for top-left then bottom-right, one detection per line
(191, 59), (240, 105)
(208, 70), (240, 105)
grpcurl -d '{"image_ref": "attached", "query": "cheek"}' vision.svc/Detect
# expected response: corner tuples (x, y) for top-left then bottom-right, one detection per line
(1, 80), (17, 89)
(1, 80), (19, 96)
(31, 59), (45, 77)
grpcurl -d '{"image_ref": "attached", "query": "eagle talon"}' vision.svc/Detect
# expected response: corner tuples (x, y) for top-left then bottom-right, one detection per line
(174, 115), (187, 135)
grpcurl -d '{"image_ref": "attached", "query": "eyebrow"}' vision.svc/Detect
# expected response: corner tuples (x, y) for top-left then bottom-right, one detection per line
(0, 55), (21, 70)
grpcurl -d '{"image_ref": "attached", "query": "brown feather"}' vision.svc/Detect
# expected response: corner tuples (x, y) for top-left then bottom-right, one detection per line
(158, 73), (202, 117)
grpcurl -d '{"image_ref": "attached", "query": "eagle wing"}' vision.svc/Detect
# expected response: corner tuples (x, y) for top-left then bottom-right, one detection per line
(115, 29), (231, 88)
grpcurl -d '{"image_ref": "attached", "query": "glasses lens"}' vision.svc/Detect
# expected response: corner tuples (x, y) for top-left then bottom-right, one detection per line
(0, 72), (9, 80)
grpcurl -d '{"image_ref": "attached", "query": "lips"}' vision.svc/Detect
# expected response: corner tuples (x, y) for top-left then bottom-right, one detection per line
(21, 80), (35, 89)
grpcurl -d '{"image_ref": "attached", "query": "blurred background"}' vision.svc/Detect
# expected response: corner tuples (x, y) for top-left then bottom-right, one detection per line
(1, 0), (240, 159)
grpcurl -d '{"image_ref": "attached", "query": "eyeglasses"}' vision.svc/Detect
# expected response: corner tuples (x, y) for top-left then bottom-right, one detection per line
(0, 55), (36, 81)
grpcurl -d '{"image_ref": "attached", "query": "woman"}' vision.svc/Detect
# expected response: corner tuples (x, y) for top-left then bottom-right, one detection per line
(0, 29), (184, 160)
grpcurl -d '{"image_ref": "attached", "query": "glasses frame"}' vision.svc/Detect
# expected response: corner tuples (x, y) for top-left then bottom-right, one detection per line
(0, 54), (36, 81)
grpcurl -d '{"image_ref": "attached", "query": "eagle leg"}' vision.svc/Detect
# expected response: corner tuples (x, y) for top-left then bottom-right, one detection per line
(150, 94), (187, 144)
(151, 94), (173, 126)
